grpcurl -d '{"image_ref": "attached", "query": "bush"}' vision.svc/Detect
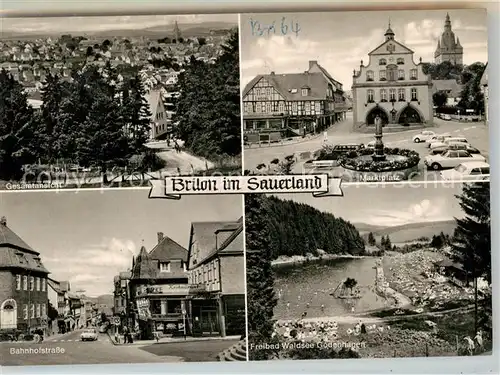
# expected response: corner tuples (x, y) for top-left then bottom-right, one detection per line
(339, 147), (420, 172)
(284, 343), (361, 360)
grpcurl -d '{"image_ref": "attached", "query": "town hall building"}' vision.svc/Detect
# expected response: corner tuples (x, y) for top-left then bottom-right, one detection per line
(434, 13), (463, 65)
(352, 23), (433, 129)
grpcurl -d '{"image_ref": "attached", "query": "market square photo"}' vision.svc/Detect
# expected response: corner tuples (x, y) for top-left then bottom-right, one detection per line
(0, 14), (241, 191)
(0, 191), (246, 365)
(240, 9), (489, 184)
(246, 181), (492, 360)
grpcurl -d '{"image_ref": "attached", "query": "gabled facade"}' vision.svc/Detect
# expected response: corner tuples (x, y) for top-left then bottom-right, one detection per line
(129, 232), (192, 339)
(242, 61), (347, 143)
(0, 216), (50, 333)
(434, 13), (463, 65)
(145, 89), (170, 140)
(352, 23), (433, 128)
(187, 217), (245, 337)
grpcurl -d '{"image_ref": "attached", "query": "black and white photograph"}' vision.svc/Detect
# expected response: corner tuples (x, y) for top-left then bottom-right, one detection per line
(240, 10), (488, 183)
(246, 182), (492, 360)
(0, 191), (246, 365)
(0, 14), (241, 191)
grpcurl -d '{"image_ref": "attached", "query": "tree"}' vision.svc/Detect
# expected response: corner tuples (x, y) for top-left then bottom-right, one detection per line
(367, 232), (376, 246)
(343, 277), (358, 293)
(172, 28), (241, 160)
(0, 70), (39, 180)
(433, 91), (448, 109)
(246, 194), (278, 361)
(197, 37), (207, 46)
(451, 182), (491, 335)
(458, 63), (486, 114)
(384, 235), (392, 250)
(430, 234), (444, 249)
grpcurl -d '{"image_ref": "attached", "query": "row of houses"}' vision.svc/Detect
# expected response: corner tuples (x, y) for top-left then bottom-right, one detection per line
(113, 217), (245, 340)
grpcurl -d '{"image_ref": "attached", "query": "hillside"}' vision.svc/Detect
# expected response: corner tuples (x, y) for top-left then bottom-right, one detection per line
(256, 196), (365, 260)
(1, 22), (237, 40)
(96, 294), (114, 307)
(352, 223), (387, 234)
(360, 220), (457, 244)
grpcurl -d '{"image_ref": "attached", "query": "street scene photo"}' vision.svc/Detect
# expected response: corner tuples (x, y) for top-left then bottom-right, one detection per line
(0, 191), (246, 365)
(240, 10), (488, 183)
(246, 182), (491, 360)
(0, 14), (241, 190)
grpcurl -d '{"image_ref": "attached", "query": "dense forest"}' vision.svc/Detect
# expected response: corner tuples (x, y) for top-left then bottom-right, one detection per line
(252, 195), (365, 260)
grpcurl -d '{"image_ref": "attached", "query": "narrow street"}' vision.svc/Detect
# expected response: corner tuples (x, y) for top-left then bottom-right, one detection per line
(0, 329), (182, 366)
(1, 329), (239, 365)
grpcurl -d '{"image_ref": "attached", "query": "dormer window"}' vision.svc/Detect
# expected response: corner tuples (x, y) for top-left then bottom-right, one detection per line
(379, 58), (387, 66)
(290, 88), (298, 94)
(397, 58), (405, 65)
(159, 262), (170, 272)
(301, 87), (309, 97)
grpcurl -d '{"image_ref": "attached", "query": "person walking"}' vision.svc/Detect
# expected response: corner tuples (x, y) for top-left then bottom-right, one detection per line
(114, 330), (120, 344)
(122, 326), (128, 344)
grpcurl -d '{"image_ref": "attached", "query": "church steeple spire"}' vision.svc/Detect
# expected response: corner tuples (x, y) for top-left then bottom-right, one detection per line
(384, 19), (395, 41)
(445, 13), (452, 30)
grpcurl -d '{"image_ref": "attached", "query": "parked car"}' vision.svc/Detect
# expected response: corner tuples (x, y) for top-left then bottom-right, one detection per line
(440, 161), (490, 181)
(428, 142), (481, 155)
(81, 328), (98, 341)
(412, 130), (436, 143)
(424, 150), (486, 170)
(366, 140), (376, 149)
(442, 114), (452, 121)
(426, 134), (451, 147)
(429, 137), (469, 150)
(99, 325), (108, 333)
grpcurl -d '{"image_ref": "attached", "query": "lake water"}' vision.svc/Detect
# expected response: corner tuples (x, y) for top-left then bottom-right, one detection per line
(273, 258), (389, 320)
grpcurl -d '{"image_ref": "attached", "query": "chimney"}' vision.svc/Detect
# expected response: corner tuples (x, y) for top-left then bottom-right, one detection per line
(157, 232), (164, 244)
(309, 60), (318, 69)
(0, 216), (6, 226)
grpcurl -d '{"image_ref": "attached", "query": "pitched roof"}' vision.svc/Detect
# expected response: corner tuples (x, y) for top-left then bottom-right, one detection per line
(308, 61), (342, 89)
(149, 236), (187, 262)
(368, 38), (414, 56)
(243, 73), (329, 101)
(144, 89), (162, 116)
(188, 218), (243, 268)
(432, 79), (463, 97)
(0, 220), (35, 252)
(47, 278), (61, 293)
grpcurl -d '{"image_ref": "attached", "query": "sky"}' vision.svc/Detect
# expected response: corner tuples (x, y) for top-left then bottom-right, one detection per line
(273, 183), (464, 228)
(0, 190), (242, 297)
(240, 9), (488, 91)
(0, 14), (237, 35)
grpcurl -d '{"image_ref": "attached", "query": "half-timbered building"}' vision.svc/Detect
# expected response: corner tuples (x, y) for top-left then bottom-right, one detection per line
(242, 61), (348, 143)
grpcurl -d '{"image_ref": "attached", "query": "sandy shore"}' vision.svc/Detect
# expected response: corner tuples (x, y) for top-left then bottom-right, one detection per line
(272, 253), (367, 267)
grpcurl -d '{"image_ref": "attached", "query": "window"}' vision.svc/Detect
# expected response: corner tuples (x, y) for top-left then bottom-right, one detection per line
(410, 69), (418, 80)
(36, 277), (40, 291)
(182, 262), (187, 272)
(291, 102), (297, 112)
(411, 88), (418, 101)
(366, 70), (374, 81)
(244, 102), (252, 113)
(398, 70), (405, 80)
(23, 305), (28, 320)
(389, 89), (396, 101)
(448, 151), (458, 158)
(301, 88), (309, 96)
(470, 168), (481, 175)
(16, 275), (21, 290)
(278, 102), (285, 113)
(367, 90), (374, 103)
(379, 70), (386, 81)
(208, 269), (212, 282)
(23, 276), (27, 290)
(379, 58), (387, 66)
(398, 88), (405, 101)
(30, 276), (34, 291)
(30, 304), (35, 319)
(315, 102), (321, 113)
(160, 262), (170, 272)
(36, 304), (40, 318)
(457, 151), (470, 158)
(272, 101), (279, 112)
(305, 101), (310, 113)
(387, 66), (397, 81)
(397, 58), (405, 65)
(380, 89), (387, 102)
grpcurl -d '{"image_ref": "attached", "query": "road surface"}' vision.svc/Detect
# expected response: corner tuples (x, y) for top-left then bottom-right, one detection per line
(140, 339), (239, 362)
(1, 329), (186, 366)
(244, 113), (489, 181)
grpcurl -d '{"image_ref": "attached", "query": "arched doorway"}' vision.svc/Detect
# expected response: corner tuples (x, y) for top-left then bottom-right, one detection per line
(398, 105), (423, 124)
(1, 299), (17, 329)
(366, 107), (389, 125)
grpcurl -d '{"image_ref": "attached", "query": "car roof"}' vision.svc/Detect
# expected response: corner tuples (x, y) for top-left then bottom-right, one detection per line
(458, 161), (490, 168)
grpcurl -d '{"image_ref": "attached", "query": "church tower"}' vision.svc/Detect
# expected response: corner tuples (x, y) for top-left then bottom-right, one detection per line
(173, 20), (182, 41)
(434, 13), (463, 65)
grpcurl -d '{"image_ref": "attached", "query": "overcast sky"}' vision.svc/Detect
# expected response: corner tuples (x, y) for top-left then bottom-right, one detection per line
(0, 190), (242, 297)
(1, 14), (237, 34)
(240, 9), (488, 91)
(273, 183), (464, 228)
